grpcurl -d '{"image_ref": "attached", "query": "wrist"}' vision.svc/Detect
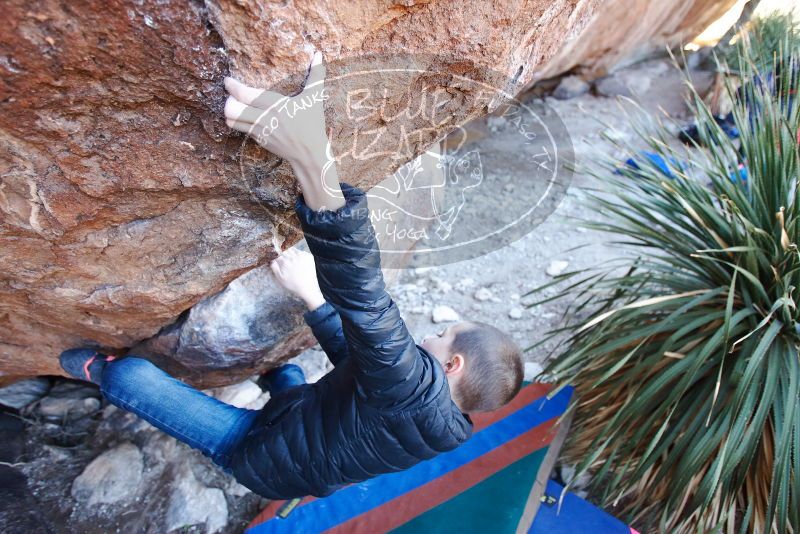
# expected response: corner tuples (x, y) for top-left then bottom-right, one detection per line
(290, 148), (345, 211)
(302, 290), (326, 311)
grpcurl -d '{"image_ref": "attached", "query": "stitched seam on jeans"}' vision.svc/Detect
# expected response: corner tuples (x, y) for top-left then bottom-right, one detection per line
(103, 389), (230, 463)
(219, 409), (257, 461)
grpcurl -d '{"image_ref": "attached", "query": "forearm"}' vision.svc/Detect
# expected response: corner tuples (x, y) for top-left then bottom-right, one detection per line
(297, 184), (385, 313)
(296, 184), (421, 406)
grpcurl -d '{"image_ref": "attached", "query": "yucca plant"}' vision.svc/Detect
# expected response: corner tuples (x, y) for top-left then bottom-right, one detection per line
(528, 17), (800, 534)
(726, 11), (800, 76)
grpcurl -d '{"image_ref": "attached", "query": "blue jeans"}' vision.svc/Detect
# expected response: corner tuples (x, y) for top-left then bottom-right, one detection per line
(100, 357), (306, 469)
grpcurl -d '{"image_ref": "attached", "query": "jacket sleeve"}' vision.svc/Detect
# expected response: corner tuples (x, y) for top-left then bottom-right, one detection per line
(295, 183), (431, 410)
(303, 302), (349, 367)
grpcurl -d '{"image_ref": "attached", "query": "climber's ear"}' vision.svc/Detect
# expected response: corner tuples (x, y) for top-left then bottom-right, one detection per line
(304, 50), (326, 92)
(444, 353), (466, 376)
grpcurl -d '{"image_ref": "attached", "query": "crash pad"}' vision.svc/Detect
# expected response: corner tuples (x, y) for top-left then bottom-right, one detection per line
(246, 382), (573, 533)
(530, 479), (640, 534)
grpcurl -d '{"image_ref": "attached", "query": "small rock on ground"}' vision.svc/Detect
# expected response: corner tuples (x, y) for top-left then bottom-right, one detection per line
(38, 396), (100, 421)
(508, 307), (524, 319)
(595, 71), (652, 98)
(455, 277), (476, 292)
(545, 260), (569, 277)
(432, 305), (460, 323)
(553, 75), (590, 100)
(71, 442), (143, 505)
(473, 288), (493, 302)
(430, 277), (453, 293)
(166, 461), (228, 534)
(0, 378), (51, 409)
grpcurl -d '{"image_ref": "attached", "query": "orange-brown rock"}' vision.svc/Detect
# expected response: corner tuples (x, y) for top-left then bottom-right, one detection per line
(1, 0), (736, 383)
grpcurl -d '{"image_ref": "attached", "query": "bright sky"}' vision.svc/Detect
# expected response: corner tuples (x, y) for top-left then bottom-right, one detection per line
(692, 0), (800, 47)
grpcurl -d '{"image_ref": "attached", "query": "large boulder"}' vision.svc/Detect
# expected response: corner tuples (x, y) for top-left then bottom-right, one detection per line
(1, 0), (736, 383)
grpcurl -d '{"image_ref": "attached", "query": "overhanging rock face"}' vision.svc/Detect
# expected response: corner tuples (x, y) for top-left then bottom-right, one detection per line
(1, 0), (733, 382)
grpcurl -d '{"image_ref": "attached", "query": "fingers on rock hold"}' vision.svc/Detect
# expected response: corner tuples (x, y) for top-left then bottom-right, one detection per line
(224, 77), (283, 109)
(224, 96), (262, 123)
(225, 118), (257, 134)
(225, 77), (262, 106)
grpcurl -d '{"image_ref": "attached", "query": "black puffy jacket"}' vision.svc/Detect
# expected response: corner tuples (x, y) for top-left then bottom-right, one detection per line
(229, 184), (473, 500)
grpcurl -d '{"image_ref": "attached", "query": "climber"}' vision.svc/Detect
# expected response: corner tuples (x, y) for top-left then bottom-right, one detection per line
(59, 51), (523, 500)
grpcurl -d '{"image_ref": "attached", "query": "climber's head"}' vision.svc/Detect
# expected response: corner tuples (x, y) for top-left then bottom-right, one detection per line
(421, 322), (523, 413)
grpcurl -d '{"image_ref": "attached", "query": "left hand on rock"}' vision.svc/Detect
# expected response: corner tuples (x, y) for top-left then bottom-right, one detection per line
(224, 51), (330, 167)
